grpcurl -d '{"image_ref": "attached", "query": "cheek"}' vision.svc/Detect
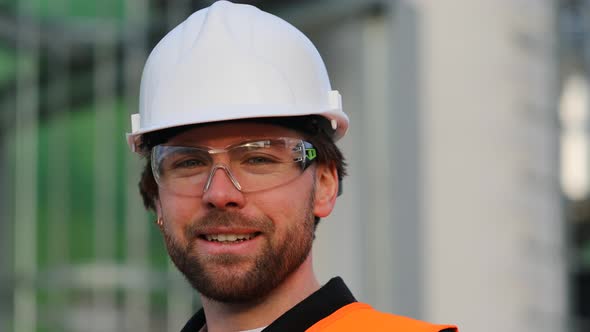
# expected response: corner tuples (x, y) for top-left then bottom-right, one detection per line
(160, 189), (199, 214)
(252, 185), (314, 224)
(159, 192), (201, 234)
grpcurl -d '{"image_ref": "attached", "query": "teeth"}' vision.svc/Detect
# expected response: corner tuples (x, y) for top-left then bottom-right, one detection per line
(205, 233), (255, 242)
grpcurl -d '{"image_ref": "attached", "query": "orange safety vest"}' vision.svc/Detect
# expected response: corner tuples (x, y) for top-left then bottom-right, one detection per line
(307, 302), (458, 332)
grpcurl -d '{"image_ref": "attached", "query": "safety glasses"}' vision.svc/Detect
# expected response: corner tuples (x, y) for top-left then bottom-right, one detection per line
(151, 137), (317, 196)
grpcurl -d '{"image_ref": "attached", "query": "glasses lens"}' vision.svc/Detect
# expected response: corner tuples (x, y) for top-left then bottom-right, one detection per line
(152, 146), (212, 194)
(151, 138), (311, 196)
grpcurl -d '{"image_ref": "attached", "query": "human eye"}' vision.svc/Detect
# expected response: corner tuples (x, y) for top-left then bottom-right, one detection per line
(174, 158), (207, 168)
(243, 154), (279, 165)
(167, 149), (210, 171)
(232, 141), (288, 172)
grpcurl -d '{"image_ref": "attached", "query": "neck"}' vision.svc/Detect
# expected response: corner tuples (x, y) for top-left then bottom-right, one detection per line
(200, 254), (320, 332)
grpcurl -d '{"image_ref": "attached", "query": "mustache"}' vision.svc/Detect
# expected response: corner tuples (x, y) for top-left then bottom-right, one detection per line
(184, 210), (274, 238)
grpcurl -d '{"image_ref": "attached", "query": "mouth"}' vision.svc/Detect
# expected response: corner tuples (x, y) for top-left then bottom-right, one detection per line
(200, 232), (262, 243)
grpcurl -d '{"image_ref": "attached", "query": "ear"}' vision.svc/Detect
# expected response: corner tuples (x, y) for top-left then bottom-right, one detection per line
(313, 163), (339, 218)
(155, 199), (164, 231)
(155, 199), (163, 218)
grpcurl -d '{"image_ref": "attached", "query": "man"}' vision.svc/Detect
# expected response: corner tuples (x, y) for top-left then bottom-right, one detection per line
(127, 1), (458, 331)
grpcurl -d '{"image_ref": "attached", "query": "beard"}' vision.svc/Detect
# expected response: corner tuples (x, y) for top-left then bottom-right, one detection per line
(162, 197), (316, 303)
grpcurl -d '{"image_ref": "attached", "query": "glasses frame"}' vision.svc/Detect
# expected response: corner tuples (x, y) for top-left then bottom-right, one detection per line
(150, 137), (317, 195)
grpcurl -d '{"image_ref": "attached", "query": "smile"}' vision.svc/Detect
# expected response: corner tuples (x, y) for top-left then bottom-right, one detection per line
(202, 233), (261, 243)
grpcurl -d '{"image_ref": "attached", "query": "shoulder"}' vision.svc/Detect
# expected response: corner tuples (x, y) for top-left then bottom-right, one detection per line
(306, 302), (458, 332)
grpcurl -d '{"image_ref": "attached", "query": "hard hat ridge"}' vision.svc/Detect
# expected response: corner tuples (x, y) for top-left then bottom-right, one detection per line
(127, 0), (349, 152)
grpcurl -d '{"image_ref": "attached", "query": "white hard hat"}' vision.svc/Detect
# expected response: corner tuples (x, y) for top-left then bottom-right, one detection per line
(127, 0), (349, 152)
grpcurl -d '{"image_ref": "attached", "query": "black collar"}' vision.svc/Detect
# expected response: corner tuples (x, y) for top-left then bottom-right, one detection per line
(180, 277), (356, 332)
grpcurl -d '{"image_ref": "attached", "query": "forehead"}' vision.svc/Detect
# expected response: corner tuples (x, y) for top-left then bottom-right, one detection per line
(166, 121), (303, 146)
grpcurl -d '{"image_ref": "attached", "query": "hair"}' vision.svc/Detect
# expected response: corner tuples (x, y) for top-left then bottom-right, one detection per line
(138, 115), (347, 227)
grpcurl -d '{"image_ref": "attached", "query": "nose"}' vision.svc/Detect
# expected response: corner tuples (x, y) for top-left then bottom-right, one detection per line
(202, 166), (245, 209)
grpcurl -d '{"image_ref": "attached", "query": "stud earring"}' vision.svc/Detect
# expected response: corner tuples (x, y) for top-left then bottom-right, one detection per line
(156, 217), (163, 227)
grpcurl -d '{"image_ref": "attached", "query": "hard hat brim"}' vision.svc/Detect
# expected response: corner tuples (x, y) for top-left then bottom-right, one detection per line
(127, 105), (348, 153)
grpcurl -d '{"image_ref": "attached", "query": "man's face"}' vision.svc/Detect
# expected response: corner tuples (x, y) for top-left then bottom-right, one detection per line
(155, 122), (335, 303)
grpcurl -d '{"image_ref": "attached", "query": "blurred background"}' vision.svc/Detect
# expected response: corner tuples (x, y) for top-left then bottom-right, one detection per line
(0, 0), (589, 331)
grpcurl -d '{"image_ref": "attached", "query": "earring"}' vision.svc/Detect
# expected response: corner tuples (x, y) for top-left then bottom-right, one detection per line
(156, 217), (163, 227)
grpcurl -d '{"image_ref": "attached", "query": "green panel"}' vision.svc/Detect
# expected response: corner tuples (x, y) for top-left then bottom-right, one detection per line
(36, 116), (50, 267)
(0, 48), (16, 84)
(34, 98), (169, 266)
(13, 0), (127, 21)
(5, 96), (172, 331)
(35, 100), (131, 265)
(66, 107), (96, 263)
(0, 48), (35, 85)
(33, 101), (140, 331)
